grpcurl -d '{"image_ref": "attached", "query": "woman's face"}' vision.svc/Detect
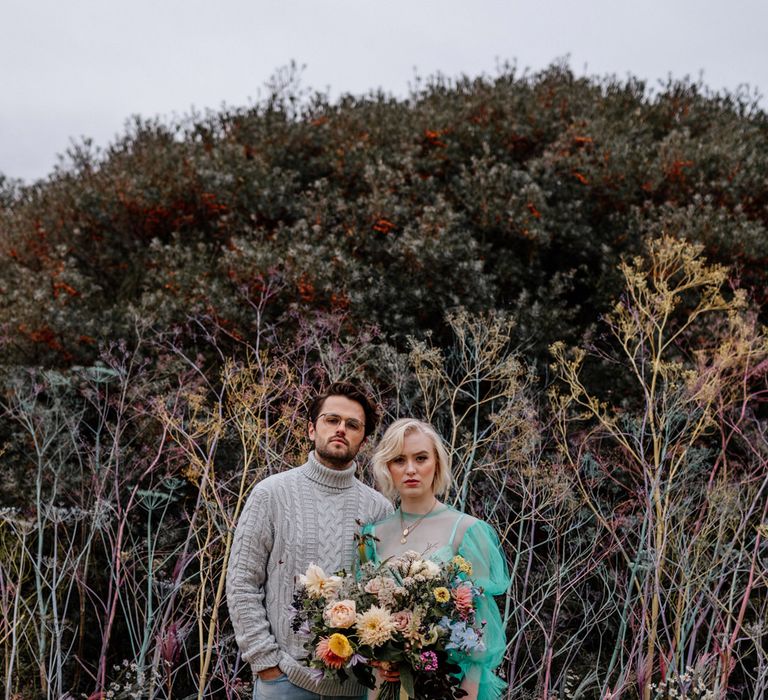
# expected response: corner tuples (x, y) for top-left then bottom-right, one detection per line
(387, 430), (437, 501)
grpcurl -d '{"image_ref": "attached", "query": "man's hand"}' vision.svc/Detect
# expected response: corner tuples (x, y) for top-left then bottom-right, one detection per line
(257, 666), (283, 681)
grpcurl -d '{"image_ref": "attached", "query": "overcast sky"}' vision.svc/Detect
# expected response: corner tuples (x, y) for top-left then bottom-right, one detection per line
(3, 0), (767, 183)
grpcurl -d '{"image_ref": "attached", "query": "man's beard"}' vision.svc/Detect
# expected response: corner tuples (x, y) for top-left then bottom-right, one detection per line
(316, 439), (357, 468)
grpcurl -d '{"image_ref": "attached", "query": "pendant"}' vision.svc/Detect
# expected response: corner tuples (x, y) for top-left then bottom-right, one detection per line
(400, 537), (407, 544)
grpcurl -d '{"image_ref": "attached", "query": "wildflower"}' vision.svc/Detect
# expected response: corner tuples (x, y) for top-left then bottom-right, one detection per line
(307, 667), (325, 683)
(416, 651), (439, 672)
(441, 618), (485, 654)
(364, 577), (384, 595)
(419, 625), (439, 645)
(421, 559), (441, 578)
(407, 558), (434, 577)
(389, 550), (421, 574)
(433, 587), (450, 603)
(356, 605), (396, 647)
(452, 555), (473, 576)
(299, 563), (343, 599)
(369, 576), (398, 607)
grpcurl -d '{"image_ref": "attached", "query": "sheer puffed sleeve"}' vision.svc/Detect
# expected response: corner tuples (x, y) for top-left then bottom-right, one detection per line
(453, 519), (510, 700)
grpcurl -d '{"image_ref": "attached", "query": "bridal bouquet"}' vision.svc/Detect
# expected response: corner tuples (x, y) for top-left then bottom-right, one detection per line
(291, 550), (486, 699)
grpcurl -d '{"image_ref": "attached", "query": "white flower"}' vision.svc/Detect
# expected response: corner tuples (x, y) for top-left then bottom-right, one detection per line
(389, 550), (422, 574)
(299, 563), (343, 599)
(421, 560), (441, 578)
(364, 576), (385, 595)
(356, 605), (396, 647)
(374, 577), (398, 607)
(407, 558), (429, 577)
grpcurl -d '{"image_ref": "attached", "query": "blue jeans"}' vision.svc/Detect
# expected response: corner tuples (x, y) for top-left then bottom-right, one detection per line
(253, 673), (365, 700)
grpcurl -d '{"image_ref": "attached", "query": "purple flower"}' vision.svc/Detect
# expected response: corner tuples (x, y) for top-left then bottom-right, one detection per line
(307, 667), (325, 684)
(349, 653), (368, 667)
(417, 651), (438, 672)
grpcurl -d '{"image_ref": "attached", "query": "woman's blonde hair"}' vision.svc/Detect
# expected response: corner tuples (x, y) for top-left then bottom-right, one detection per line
(371, 418), (452, 500)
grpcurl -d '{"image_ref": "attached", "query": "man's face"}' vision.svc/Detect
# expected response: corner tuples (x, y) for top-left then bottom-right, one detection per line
(308, 395), (367, 469)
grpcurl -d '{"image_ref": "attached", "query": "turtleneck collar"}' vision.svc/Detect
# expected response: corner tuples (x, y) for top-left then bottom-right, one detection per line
(303, 451), (357, 490)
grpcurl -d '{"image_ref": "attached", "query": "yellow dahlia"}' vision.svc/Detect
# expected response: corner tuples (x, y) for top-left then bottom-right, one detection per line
(328, 633), (353, 659)
(315, 637), (345, 669)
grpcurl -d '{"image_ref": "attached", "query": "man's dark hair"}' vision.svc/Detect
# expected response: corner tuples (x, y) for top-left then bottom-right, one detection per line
(308, 381), (379, 438)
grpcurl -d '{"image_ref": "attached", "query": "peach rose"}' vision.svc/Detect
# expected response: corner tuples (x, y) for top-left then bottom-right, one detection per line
(391, 610), (413, 632)
(323, 600), (357, 629)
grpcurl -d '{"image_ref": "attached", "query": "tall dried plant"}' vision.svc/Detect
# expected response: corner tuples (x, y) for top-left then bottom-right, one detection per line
(154, 354), (305, 699)
(550, 236), (768, 699)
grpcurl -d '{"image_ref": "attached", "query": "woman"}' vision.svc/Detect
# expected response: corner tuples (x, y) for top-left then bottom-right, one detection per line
(359, 418), (510, 700)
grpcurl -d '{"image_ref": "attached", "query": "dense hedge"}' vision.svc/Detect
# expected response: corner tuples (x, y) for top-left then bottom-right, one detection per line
(2, 63), (766, 369)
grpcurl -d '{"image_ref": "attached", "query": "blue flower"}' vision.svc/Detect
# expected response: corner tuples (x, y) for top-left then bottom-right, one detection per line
(443, 619), (486, 654)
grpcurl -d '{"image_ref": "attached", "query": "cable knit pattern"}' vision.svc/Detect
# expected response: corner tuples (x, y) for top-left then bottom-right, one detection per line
(226, 452), (393, 696)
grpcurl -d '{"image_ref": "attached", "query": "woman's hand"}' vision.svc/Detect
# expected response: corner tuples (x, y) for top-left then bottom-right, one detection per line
(371, 660), (400, 682)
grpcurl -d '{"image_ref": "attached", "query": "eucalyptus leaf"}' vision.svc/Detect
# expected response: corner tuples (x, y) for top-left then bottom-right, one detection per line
(399, 665), (415, 698)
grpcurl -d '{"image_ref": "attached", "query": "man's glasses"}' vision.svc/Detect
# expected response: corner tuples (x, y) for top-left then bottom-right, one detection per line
(317, 413), (365, 434)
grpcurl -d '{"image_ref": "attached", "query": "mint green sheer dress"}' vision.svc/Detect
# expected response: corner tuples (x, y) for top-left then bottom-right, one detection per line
(360, 505), (510, 700)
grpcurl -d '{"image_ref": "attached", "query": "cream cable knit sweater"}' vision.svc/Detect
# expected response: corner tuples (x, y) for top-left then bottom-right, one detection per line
(226, 452), (393, 696)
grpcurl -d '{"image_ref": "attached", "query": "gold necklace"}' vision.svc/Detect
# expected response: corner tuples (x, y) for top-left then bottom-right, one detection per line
(399, 500), (438, 544)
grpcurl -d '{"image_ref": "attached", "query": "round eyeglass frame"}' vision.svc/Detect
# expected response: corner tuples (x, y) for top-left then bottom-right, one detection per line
(316, 412), (365, 433)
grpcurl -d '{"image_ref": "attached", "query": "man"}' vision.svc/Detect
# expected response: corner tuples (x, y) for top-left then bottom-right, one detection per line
(226, 381), (393, 699)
